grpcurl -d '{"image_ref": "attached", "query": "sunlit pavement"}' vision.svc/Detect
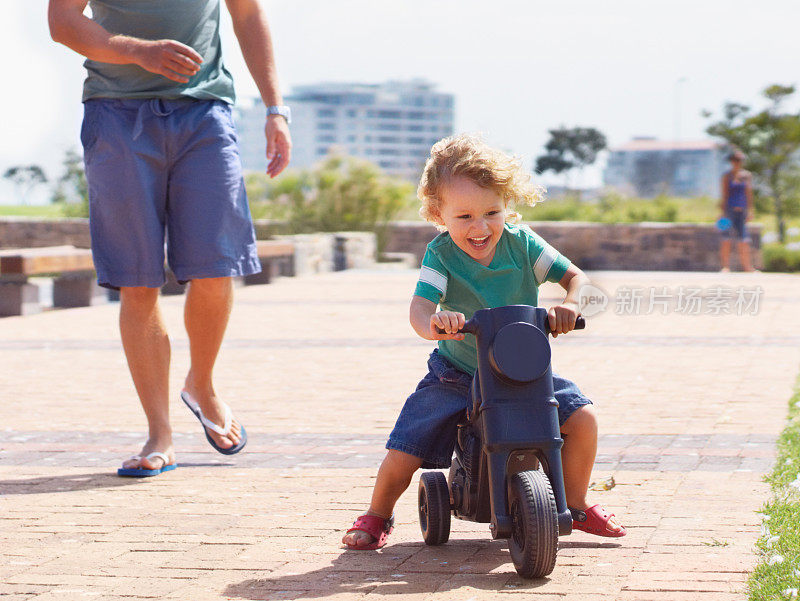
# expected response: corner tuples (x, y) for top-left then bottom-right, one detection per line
(1, 268), (798, 600)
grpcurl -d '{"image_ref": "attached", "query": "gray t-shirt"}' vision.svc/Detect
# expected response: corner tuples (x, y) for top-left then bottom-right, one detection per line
(82, 0), (235, 103)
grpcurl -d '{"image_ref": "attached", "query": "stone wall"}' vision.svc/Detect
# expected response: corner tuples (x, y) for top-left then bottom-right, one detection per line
(382, 221), (762, 271)
(0, 218), (762, 271)
(0, 218), (91, 249)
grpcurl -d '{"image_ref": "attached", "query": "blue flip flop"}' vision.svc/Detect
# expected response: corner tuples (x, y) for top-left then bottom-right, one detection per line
(180, 390), (248, 455)
(117, 452), (178, 477)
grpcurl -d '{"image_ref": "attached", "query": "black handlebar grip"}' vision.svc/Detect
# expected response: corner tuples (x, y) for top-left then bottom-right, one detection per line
(461, 319), (478, 335)
(434, 318), (477, 336)
(546, 314), (586, 335)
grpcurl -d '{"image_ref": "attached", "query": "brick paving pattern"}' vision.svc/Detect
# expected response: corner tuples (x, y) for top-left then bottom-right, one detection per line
(1, 269), (798, 600)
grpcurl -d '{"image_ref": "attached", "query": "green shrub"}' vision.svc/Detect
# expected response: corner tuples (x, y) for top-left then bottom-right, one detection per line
(58, 199), (89, 218)
(523, 198), (583, 221)
(762, 243), (800, 272)
(246, 155), (415, 252)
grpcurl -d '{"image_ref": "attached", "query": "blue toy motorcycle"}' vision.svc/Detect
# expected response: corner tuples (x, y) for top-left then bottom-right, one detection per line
(418, 305), (584, 578)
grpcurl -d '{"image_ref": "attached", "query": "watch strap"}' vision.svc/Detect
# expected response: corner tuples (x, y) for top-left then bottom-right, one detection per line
(266, 105), (291, 124)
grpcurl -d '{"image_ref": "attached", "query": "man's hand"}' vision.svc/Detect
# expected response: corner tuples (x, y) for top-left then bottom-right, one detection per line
(430, 311), (466, 341)
(131, 39), (203, 83)
(265, 115), (291, 178)
(548, 301), (579, 338)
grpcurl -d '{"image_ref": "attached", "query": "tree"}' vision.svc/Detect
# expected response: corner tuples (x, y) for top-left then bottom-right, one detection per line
(705, 84), (800, 242)
(52, 149), (89, 217)
(247, 154), (415, 252)
(3, 164), (47, 204)
(535, 126), (607, 194)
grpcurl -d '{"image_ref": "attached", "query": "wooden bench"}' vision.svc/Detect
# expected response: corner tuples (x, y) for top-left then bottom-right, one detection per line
(243, 240), (295, 285)
(0, 240), (296, 312)
(161, 240), (295, 294)
(0, 246), (102, 316)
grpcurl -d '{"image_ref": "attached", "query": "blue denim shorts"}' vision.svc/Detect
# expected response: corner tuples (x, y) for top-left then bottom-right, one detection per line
(386, 349), (592, 469)
(81, 98), (261, 289)
(723, 208), (748, 241)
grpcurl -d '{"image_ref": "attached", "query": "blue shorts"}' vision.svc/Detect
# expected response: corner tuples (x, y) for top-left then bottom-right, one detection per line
(386, 349), (593, 469)
(81, 98), (261, 289)
(723, 209), (748, 241)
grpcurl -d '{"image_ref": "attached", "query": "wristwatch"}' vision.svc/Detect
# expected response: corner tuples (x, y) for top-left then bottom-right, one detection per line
(266, 105), (291, 124)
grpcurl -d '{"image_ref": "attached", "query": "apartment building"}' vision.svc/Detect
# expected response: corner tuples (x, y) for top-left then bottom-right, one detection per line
(604, 138), (727, 198)
(235, 80), (454, 181)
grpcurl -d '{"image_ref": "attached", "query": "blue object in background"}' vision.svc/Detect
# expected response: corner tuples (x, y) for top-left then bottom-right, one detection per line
(716, 217), (732, 231)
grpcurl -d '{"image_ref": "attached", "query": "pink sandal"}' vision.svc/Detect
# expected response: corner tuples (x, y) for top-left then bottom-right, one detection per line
(570, 505), (627, 537)
(345, 514), (395, 550)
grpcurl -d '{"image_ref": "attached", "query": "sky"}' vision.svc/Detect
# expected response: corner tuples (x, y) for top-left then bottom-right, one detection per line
(2, 0), (800, 204)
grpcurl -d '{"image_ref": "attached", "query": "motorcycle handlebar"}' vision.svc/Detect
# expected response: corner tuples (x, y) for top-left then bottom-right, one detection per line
(435, 316), (585, 336)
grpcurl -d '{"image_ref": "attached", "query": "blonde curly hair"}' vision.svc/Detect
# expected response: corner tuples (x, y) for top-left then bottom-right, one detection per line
(417, 134), (544, 228)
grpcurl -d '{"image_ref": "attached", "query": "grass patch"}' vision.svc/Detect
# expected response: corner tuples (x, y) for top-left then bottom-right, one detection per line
(748, 375), (800, 601)
(0, 204), (72, 218)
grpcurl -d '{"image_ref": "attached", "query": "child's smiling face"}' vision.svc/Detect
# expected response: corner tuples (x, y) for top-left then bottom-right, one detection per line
(435, 176), (507, 266)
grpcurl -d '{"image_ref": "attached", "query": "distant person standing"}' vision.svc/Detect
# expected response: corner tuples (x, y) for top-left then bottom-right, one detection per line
(719, 150), (754, 272)
(48, 0), (291, 476)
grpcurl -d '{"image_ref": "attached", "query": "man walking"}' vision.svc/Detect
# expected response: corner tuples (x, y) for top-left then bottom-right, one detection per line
(49, 0), (291, 475)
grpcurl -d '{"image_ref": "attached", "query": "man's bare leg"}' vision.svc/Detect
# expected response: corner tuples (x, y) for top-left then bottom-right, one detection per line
(119, 287), (174, 470)
(182, 277), (242, 449)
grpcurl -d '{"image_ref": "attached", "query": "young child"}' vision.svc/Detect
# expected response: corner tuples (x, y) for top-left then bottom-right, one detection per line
(343, 134), (625, 550)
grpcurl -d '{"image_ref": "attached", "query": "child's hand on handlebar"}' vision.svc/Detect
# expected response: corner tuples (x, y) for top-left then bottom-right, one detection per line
(548, 302), (580, 338)
(430, 310), (466, 340)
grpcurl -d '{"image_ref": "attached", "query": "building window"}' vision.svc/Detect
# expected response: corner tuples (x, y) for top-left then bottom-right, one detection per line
(346, 109), (357, 118)
(318, 122), (336, 130)
(378, 110), (401, 119)
(378, 123), (401, 131)
(316, 108), (336, 118)
(407, 124), (424, 132)
(317, 147), (329, 156)
(407, 137), (425, 144)
(378, 136), (399, 143)
(343, 93), (374, 105)
(316, 134), (336, 143)
(407, 111), (425, 120)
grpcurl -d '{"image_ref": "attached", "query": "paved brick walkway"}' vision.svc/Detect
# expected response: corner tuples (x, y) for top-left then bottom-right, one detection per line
(1, 268), (799, 600)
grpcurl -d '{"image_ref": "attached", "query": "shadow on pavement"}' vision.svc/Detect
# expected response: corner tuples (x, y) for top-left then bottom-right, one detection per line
(175, 461), (237, 468)
(0, 472), (148, 495)
(559, 540), (623, 549)
(224, 539), (606, 599)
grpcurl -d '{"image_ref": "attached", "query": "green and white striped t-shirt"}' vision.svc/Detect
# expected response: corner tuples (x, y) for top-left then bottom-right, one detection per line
(414, 223), (571, 375)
